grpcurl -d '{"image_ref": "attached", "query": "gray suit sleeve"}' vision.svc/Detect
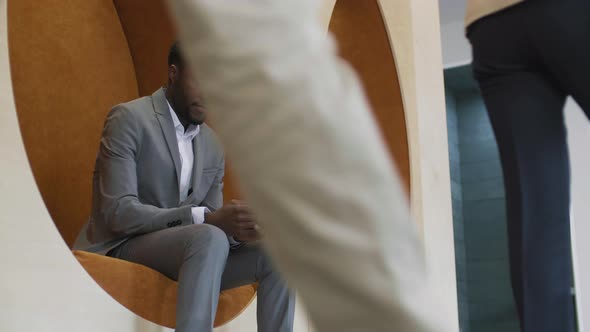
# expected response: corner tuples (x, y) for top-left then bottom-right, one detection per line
(200, 156), (224, 211)
(97, 105), (193, 237)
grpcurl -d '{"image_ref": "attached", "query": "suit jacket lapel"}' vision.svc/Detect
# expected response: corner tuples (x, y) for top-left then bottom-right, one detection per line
(153, 88), (182, 190)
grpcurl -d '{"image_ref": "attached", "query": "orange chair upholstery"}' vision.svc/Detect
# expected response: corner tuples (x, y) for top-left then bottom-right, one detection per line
(8, 0), (256, 328)
(74, 251), (256, 329)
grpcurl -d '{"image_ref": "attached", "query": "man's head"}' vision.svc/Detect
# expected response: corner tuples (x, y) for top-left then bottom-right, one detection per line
(166, 41), (206, 126)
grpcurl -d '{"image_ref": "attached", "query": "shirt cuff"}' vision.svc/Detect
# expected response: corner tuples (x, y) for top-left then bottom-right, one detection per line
(228, 236), (244, 250)
(191, 207), (210, 224)
(228, 236), (241, 246)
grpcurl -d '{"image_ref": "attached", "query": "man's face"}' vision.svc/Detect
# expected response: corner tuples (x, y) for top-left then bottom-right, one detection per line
(170, 65), (207, 125)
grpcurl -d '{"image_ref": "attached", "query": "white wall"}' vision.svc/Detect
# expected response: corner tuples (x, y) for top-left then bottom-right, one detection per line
(440, 20), (471, 67)
(438, 0), (471, 68)
(566, 99), (590, 332)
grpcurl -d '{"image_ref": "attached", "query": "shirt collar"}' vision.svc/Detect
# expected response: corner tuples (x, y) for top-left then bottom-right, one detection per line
(167, 100), (200, 139)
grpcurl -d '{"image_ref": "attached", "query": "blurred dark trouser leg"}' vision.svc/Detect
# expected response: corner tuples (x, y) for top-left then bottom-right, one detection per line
(467, 1), (590, 330)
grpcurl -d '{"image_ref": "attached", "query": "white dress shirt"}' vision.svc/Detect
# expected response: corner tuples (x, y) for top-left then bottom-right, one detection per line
(167, 101), (208, 224)
(168, 101), (240, 246)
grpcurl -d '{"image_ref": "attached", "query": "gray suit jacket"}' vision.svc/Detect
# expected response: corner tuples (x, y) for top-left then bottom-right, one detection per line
(75, 88), (224, 254)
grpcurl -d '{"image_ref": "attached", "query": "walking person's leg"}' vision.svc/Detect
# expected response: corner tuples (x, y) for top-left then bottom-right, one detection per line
(476, 70), (572, 332)
(527, 0), (590, 117)
(469, 6), (573, 330)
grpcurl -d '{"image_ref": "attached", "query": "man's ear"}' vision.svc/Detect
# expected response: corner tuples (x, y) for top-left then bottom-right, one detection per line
(168, 64), (179, 84)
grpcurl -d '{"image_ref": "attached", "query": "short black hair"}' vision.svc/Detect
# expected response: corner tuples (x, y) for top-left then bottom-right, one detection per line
(168, 41), (184, 69)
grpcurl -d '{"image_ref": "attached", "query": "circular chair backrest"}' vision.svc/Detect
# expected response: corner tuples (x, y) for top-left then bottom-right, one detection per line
(9, 0), (242, 248)
(9, 0), (140, 247)
(8, 0), (251, 328)
(329, 0), (410, 194)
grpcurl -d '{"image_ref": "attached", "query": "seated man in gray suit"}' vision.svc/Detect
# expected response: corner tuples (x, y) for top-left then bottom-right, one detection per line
(79, 42), (295, 332)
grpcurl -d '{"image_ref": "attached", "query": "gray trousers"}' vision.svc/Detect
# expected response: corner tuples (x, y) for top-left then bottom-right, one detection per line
(109, 223), (295, 332)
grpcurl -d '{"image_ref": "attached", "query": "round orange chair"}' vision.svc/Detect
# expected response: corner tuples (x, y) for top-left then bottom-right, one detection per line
(8, 0), (256, 328)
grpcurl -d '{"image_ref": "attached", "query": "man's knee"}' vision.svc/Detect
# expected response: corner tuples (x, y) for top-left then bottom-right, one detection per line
(184, 224), (230, 260)
(253, 245), (278, 279)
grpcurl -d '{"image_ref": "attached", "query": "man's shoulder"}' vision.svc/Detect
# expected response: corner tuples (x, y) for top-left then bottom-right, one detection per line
(111, 95), (155, 120)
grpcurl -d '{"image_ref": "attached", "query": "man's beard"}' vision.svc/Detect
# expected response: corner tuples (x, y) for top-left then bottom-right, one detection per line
(188, 103), (206, 125)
